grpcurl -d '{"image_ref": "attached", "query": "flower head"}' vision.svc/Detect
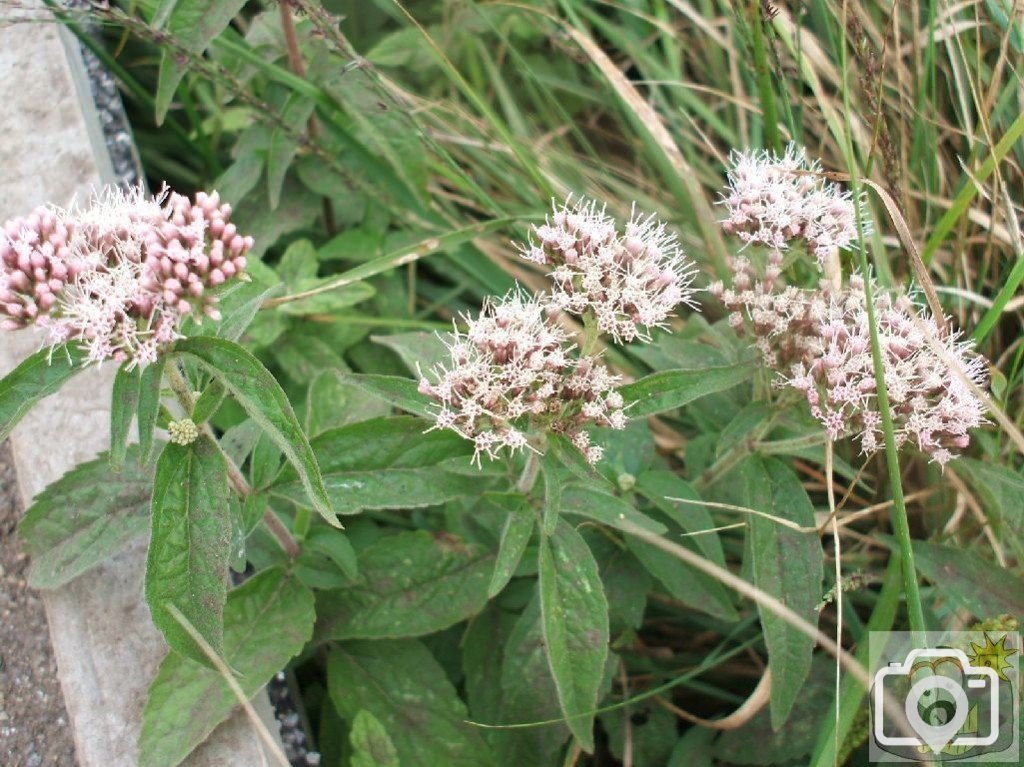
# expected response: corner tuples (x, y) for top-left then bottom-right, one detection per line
(521, 197), (698, 343)
(0, 206), (76, 328)
(0, 185), (253, 368)
(419, 289), (625, 465)
(721, 145), (868, 262)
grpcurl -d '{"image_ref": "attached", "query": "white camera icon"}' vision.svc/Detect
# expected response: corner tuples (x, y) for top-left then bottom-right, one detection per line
(873, 647), (1001, 753)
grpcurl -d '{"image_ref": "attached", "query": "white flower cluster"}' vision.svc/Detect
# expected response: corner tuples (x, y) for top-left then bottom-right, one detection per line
(418, 291), (626, 465)
(520, 198), (697, 343)
(713, 152), (988, 465)
(721, 145), (868, 263)
(0, 186), (252, 369)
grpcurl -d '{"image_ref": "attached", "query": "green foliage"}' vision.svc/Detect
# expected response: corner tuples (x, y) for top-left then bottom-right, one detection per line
(145, 438), (231, 665)
(110, 365), (142, 469)
(0, 344), (84, 442)
(327, 639), (493, 767)
(139, 567), (315, 767)
(19, 445), (154, 589)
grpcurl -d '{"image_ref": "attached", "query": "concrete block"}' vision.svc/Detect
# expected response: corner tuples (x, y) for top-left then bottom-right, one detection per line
(0, 5), (281, 765)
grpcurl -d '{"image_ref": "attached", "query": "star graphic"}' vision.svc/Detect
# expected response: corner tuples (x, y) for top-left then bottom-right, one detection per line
(968, 633), (1018, 682)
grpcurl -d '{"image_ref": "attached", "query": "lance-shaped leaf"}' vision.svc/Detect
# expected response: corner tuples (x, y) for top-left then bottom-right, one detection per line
(172, 337), (335, 524)
(617, 360), (753, 418)
(339, 373), (433, 418)
(110, 364), (142, 470)
(740, 456), (823, 729)
(271, 416), (478, 514)
(20, 445), (154, 589)
(561, 484), (667, 535)
(315, 530), (493, 641)
(145, 439), (231, 665)
(139, 567), (315, 767)
(0, 344), (84, 442)
(488, 505), (535, 598)
(137, 358), (166, 464)
(538, 521), (610, 752)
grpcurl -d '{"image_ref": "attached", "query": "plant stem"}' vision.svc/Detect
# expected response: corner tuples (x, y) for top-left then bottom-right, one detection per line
(749, 0), (781, 154)
(516, 451), (541, 494)
(837, 2), (926, 640)
(278, 1), (336, 234)
(164, 363), (301, 559)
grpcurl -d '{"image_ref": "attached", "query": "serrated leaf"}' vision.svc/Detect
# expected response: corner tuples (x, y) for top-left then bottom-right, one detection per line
(139, 567), (315, 767)
(154, 0), (249, 124)
(0, 344), (84, 442)
(538, 521), (609, 752)
(19, 445), (154, 589)
(350, 710), (399, 767)
(145, 439), (231, 665)
(338, 373), (433, 417)
(740, 457), (822, 729)
(489, 505), (535, 597)
(172, 336), (335, 525)
(560, 484), (667, 535)
(110, 364), (142, 470)
(315, 530), (492, 641)
(271, 416), (478, 513)
(138, 359), (166, 464)
(327, 639), (493, 767)
(617, 361), (753, 418)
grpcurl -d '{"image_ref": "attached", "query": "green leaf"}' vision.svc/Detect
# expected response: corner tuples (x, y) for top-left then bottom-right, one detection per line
(350, 710), (400, 767)
(304, 369), (391, 435)
(488, 505), (535, 597)
(635, 471), (726, 565)
(538, 521), (609, 752)
(145, 439), (231, 665)
(138, 359), (166, 464)
(955, 458), (1024, 561)
(484, 597), (572, 765)
(139, 567), (315, 767)
(617, 361), (753, 419)
(190, 379), (225, 424)
(315, 530), (493, 641)
(271, 416), (478, 514)
(0, 344), (84, 442)
(305, 527), (358, 581)
(339, 373), (433, 418)
(19, 445), (154, 589)
(267, 95), (315, 210)
(909, 538), (1024, 618)
(172, 336), (335, 525)
(110, 365), (142, 470)
(327, 639), (493, 767)
(740, 457), (823, 729)
(372, 330), (452, 375)
(154, 0), (249, 123)
(540, 454), (563, 536)
(560, 484), (667, 535)
(587, 532), (651, 632)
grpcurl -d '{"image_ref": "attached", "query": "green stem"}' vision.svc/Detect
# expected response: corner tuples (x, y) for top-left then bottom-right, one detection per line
(516, 451), (541, 495)
(749, 0), (781, 154)
(837, 3), (926, 640)
(164, 363), (300, 559)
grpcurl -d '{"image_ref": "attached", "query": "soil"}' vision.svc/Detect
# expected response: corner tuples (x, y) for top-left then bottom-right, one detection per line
(0, 440), (77, 767)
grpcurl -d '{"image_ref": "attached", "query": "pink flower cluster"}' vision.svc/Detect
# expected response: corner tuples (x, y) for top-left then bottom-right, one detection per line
(520, 198), (697, 343)
(721, 145), (867, 263)
(0, 186), (252, 368)
(418, 291), (626, 465)
(712, 225), (987, 465)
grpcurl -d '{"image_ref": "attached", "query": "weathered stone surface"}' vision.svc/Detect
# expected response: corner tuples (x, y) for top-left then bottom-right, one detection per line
(0, 6), (279, 766)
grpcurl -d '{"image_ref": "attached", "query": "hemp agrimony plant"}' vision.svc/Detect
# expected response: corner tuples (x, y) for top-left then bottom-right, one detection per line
(0, 148), (996, 767)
